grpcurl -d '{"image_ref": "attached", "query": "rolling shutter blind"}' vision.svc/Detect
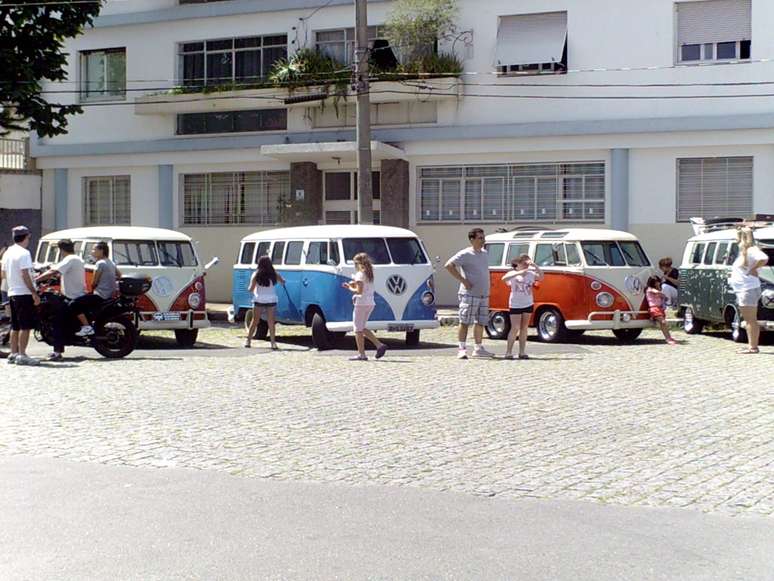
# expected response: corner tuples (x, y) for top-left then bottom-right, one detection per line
(677, 0), (751, 46)
(495, 12), (567, 67)
(677, 157), (753, 221)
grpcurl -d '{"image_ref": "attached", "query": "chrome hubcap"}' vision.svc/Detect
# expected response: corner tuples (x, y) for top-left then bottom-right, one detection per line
(490, 313), (507, 334)
(540, 312), (558, 338)
(684, 309), (694, 330)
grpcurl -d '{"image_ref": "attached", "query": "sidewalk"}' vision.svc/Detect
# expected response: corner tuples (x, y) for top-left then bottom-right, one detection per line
(1, 456), (771, 581)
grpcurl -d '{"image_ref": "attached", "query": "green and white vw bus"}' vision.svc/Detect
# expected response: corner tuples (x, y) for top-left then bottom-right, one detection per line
(679, 217), (774, 342)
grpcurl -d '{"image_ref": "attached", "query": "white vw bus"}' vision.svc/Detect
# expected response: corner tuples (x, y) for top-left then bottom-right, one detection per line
(35, 227), (218, 347)
(232, 225), (439, 349)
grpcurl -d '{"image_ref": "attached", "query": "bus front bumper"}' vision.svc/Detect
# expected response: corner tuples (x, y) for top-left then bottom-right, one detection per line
(326, 320), (440, 333)
(566, 310), (653, 331)
(136, 310), (210, 331)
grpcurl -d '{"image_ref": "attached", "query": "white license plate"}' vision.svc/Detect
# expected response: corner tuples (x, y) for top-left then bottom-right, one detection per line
(152, 311), (182, 321)
(388, 323), (414, 332)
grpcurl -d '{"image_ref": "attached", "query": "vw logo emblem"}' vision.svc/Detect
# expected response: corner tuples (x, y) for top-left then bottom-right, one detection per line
(386, 275), (407, 295)
(761, 290), (774, 309)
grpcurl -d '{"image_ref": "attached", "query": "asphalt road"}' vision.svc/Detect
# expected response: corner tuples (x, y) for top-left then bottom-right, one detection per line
(1, 456), (772, 581)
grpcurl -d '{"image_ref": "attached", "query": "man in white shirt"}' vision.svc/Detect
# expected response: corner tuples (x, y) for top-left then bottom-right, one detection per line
(36, 239), (88, 361)
(0, 226), (40, 366)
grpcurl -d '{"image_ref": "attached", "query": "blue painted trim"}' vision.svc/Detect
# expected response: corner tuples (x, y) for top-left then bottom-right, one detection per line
(158, 164), (174, 229)
(610, 149), (629, 232)
(93, 0), (386, 28)
(54, 168), (68, 230)
(32, 112), (774, 158)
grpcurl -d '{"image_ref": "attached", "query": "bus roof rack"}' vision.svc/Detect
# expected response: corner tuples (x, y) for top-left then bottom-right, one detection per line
(494, 225), (555, 234)
(690, 215), (774, 235)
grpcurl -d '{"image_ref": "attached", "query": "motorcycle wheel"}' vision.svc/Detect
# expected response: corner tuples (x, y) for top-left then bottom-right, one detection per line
(93, 316), (138, 359)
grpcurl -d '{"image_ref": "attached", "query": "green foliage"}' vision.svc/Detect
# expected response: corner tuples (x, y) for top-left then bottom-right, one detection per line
(0, 1), (102, 137)
(395, 52), (463, 77)
(385, 0), (458, 62)
(269, 48), (349, 93)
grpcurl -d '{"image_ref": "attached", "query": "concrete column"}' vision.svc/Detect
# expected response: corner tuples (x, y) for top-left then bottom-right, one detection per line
(610, 149), (630, 232)
(158, 164), (174, 229)
(54, 168), (68, 230)
(380, 159), (409, 228)
(288, 162), (322, 225)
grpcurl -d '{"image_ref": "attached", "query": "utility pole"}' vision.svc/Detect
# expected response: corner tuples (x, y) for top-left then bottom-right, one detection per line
(354, 0), (373, 224)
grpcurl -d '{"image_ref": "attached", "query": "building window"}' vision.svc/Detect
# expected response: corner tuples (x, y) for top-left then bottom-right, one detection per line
(179, 35), (287, 87)
(495, 12), (567, 75)
(182, 171), (289, 225)
(676, 157), (753, 221)
(83, 176), (131, 225)
(80, 48), (126, 101)
(417, 163), (605, 223)
(315, 26), (385, 65)
(677, 0), (751, 64)
(177, 109), (287, 135)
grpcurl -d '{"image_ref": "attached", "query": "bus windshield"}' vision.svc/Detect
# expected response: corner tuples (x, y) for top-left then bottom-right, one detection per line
(387, 238), (428, 265)
(581, 242), (626, 267)
(342, 238), (391, 264)
(158, 242), (198, 267)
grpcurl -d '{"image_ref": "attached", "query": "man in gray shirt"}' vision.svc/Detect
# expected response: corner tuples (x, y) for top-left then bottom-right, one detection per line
(445, 228), (494, 359)
(70, 241), (120, 338)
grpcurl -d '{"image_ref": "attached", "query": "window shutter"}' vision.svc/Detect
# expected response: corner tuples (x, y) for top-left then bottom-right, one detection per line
(677, 157), (753, 221)
(495, 12), (567, 67)
(677, 0), (751, 46)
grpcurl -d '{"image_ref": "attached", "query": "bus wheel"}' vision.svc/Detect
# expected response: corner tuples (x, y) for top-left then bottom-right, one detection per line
(485, 311), (511, 340)
(406, 329), (420, 347)
(311, 313), (334, 351)
(730, 308), (748, 343)
(174, 329), (199, 348)
(683, 307), (704, 335)
(536, 307), (567, 343)
(612, 328), (642, 343)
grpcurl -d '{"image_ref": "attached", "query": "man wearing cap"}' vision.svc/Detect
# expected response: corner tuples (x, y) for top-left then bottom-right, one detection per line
(0, 226), (40, 366)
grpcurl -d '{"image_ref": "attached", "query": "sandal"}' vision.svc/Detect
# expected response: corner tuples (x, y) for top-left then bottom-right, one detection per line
(518, 354), (530, 360)
(503, 354), (514, 360)
(737, 348), (759, 354)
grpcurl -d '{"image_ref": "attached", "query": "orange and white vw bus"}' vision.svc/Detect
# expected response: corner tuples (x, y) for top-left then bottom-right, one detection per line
(485, 228), (656, 342)
(35, 227), (218, 347)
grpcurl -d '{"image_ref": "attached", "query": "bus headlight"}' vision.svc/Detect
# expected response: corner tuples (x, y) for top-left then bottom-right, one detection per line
(421, 291), (435, 306)
(188, 292), (202, 309)
(596, 292), (614, 308)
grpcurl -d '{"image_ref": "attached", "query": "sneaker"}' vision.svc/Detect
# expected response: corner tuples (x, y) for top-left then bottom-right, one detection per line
(518, 353), (530, 360)
(503, 354), (514, 360)
(75, 325), (95, 337)
(472, 347), (495, 358)
(47, 352), (64, 362)
(457, 349), (468, 360)
(7, 353), (17, 365)
(15, 355), (40, 366)
(666, 339), (678, 346)
(349, 354), (368, 361)
(244, 339), (251, 348)
(375, 344), (387, 359)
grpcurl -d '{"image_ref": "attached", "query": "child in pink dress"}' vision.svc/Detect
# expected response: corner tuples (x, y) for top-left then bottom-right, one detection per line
(646, 276), (676, 345)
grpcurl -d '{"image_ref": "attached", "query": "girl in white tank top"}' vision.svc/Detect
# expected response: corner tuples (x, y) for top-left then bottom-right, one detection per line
(245, 256), (285, 350)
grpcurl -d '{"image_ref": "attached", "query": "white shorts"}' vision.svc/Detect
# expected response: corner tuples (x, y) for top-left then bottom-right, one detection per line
(736, 287), (762, 308)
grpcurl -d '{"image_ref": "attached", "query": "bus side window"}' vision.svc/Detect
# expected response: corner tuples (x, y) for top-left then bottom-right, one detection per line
(285, 241), (304, 266)
(328, 240), (340, 265)
(714, 242), (729, 265)
(703, 242), (717, 265)
(271, 241), (285, 265)
(240, 242), (256, 265)
(256, 242), (270, 259)
(726, 243), (739, 265)
(690, 243), (705, 264)
(506, 243), (529, 264)
(565, 243), (582, 266)
(484, 243), (504, 267)
(534, 243), (555, 266)
(36, 242), (49, 263)
(306, 241), (328, 265)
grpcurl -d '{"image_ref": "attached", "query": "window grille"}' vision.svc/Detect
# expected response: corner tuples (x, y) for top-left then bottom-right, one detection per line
(182, 171), (289, 225)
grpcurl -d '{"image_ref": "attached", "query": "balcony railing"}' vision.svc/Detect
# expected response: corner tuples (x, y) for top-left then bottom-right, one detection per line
(0, 138), (33, 171)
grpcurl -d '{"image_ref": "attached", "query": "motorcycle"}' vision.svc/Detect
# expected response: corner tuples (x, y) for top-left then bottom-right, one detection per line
(35, 275), (151, 359)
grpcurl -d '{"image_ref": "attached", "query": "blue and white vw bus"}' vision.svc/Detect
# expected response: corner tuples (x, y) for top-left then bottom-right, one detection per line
(232, 225), (439, 349)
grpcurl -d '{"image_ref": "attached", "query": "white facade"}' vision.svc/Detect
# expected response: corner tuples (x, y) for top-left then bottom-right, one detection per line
(33, 0), (774, 303)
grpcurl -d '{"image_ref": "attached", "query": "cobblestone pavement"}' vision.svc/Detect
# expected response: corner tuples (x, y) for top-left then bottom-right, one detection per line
(1, 325), (773, 518)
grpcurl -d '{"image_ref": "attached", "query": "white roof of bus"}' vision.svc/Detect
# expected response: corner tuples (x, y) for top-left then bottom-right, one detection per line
(40, 226), (192, 242)
(242, 225), (420, 242)
(485, 228), (639, 242)
(688, 226), (774, 242)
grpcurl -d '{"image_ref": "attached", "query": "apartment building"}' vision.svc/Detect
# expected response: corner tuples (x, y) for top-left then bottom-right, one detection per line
(32, 0), (774, 303)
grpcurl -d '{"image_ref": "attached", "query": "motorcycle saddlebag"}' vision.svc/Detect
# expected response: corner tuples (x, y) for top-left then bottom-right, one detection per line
(119, 276), (152, 296)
